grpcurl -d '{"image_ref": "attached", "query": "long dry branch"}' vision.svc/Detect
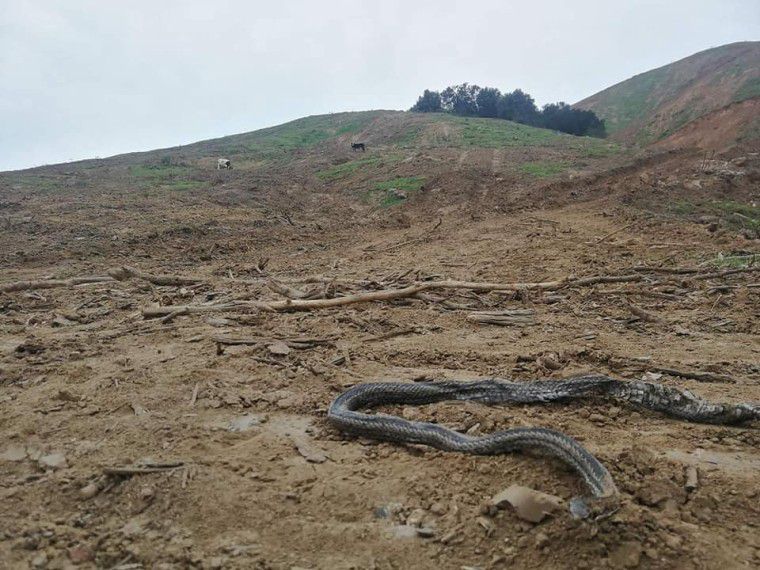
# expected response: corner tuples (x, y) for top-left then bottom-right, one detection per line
(108, 265), (201, 286)
(0, 276), (114, 293)
(141, 267), (758, 318)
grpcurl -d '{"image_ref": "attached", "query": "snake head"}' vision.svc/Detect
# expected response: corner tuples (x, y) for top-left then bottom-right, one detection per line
(569, 495), (621, 520)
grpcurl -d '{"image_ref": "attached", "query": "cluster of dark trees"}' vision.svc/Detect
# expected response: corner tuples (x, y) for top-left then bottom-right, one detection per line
(411, 84), (605, 137)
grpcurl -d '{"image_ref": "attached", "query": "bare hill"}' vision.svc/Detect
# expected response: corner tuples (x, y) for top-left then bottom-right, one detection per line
(575, 41), (760, 146)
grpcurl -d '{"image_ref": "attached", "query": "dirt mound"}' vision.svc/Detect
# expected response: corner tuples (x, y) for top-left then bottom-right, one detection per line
(654, 98), (760, 153)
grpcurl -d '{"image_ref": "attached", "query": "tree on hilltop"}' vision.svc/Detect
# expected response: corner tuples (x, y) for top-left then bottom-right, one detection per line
(410, 89), (442, 112)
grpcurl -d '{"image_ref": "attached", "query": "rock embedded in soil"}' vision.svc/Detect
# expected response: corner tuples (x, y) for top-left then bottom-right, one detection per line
(609, 541), (642, 568)
(1, 444), (27, 462)
(489, 485), (564, 523)
(38, 452), (67, 470)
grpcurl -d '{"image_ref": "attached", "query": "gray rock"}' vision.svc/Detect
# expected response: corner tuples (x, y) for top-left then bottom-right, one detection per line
(38, 452), (67, 470)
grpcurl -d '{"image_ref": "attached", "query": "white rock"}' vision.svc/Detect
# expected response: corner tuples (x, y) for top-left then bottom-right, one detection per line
(490, 485), (564, 523)
(38, 452), (67, 470)
(0, 445), (27, 462)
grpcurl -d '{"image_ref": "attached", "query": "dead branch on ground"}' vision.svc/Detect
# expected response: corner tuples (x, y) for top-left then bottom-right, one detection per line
(1, 276), (114, 293)
(626, 302), (666, 324)
(467, 309), (535, 326)
(108, 265), (201, 286)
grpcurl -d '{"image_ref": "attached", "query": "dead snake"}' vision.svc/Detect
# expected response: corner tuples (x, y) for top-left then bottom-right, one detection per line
(327, 375), (758, 516)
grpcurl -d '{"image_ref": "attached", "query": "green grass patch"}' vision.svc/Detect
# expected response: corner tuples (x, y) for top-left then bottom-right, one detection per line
(519, 161), (570, 178)
(704, 253), (759, 269)
(457, 117), (560, 147)
(734, 77), (760, 103)
(129, 164), (196, 189)
(418, 115), (617, 157)
(129, 164), (190, 180)
(711, 200), (760, 231)
(317, 155), (389, 181)
(391, 124), (424, 147)
(238, 112), (380, 157)
(669, 200), (697, 216)
(369, 176), (426, 207)
(669, 199), (759, 233)
(2, 174), (61, 193)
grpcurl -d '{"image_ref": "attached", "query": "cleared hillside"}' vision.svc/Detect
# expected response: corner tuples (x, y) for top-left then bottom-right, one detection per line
(575, 41), (760, 145)
(2, 102), (760, 568)
(1, 111), (620, 220)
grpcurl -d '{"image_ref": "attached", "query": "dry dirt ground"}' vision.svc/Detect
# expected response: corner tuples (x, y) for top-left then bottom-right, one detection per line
(1, 149), (759, 570)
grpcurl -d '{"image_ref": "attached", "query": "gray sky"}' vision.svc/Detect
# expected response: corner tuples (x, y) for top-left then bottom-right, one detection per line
(1, 0), (758, 171)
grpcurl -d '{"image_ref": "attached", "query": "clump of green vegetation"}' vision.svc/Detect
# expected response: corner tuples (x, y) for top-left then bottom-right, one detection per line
(734, 77), (760, 103)
(391, 124), (424, 147)
(669, 200), (697, 216)
(420, 115), (616, 158)
(129, 163), (198, 190)
(519, 160), (571, 178)
(711, 200), (760, 232)
(4, 174), (61, 193)
(369, 176), (426, 207)
(579, 142), (621, 157)
(129, 164), (190, 180)
(457, 117), (559, 147)
(316, 155), (398, 181)
(669, 199), (759, 233)
(704, 252), (759, 269)
(239, 112), (381, 157)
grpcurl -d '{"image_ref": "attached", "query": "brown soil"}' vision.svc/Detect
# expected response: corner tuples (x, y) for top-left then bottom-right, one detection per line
(1, 139), (759, 570)
(654, 99), (760, 153)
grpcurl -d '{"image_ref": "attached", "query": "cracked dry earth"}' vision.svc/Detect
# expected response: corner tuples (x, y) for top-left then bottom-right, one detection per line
(1, 183), (759, 569)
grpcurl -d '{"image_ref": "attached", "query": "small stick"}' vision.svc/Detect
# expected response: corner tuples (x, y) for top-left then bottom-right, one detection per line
(648, 366), (733, 383)
(592, 222), (636, 244)
(104, 463), (184, 476)
(365, 327), (419, 342)
(189, 383), (200, 407)
(626, 302), (666, 323)
(592, 289), (681, 301)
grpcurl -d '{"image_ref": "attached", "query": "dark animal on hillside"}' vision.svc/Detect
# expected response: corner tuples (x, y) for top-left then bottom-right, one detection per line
(351, 143), (366, 152)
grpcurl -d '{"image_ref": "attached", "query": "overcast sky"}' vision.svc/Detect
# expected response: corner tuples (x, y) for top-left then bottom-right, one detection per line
(1, 1), (757, 171)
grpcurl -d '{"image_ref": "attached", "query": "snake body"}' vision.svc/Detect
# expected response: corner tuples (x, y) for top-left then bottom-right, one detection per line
(327, 375), (758, 510)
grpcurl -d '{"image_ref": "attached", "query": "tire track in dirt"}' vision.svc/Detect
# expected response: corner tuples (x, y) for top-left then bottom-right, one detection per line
(491, 149), (503, 173)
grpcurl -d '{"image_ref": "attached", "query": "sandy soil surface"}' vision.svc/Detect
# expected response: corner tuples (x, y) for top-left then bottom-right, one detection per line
(1, 147), (759, 569)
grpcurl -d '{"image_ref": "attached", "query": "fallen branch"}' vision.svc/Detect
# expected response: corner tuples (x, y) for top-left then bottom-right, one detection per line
(1, 276), (114, 293)
(424, 274), (645, 292)
(593, 289), (681, 301)
(212, 335), (333, 348)
(267, 279), (325, 300)
(142, 301), (272, 318)
(108, 265), (201, 286)
(632, 266), (759, 277)
(104, 461), (185, 476)
(592, 222), (636, 245)
(142, 267), (759, 318)
(626, 302), (666, 324)
(467, 309), (535, 326)
(647, 366), (734, 384)
(365, 327), (420, 342)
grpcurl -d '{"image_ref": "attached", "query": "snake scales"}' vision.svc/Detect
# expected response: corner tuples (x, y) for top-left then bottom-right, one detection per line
(328, 375), (758, 514)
